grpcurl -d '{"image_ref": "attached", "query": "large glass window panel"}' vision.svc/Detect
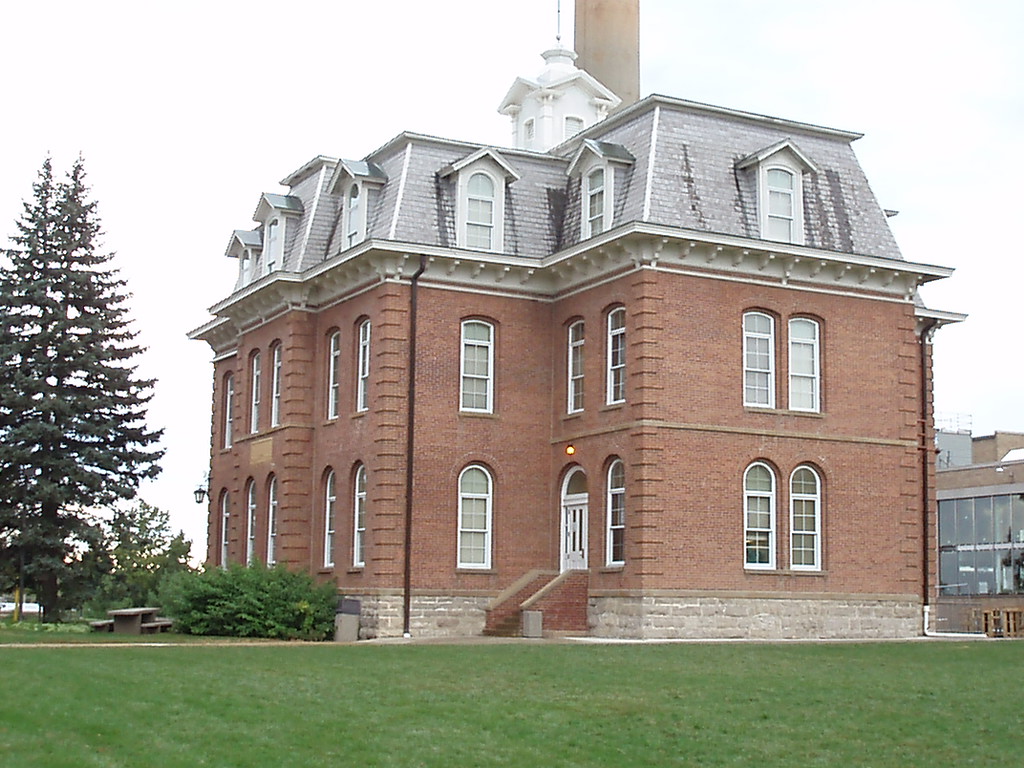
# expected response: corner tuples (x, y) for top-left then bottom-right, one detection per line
(975, 497), (993, 545)
(939, 500), (956, 547)
(1013, 494), (1024, 544)
(994, 495), (1012, 543)
(956, 498), (974, 545)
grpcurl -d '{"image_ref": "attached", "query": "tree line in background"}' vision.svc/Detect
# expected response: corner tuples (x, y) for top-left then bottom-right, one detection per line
(0, 158), (168, 620)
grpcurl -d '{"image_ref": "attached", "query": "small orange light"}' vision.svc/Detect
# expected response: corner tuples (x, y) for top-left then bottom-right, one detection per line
(565, 445), (576, 456)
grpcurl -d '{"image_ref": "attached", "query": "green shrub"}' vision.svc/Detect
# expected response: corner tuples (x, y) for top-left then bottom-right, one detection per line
(160, 563), (337, 640)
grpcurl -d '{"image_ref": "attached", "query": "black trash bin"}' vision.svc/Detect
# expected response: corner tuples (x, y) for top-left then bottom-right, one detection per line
(335, 598), (361, 642)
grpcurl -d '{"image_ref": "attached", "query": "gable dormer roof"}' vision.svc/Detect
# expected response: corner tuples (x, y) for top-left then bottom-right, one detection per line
(439, 147), (521, 182)
(253, 193), (304, 223)
(736, 138), (819, 174)
(567, 139), (635, 176)
(225, 229), (262, 259)
(328, 159), (388, 195)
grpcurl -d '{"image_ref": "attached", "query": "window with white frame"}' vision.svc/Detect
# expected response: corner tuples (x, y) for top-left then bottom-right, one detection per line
(246, 479), (257, 564)
(790, 466), (821, 570)
(461, 320), (494, 413)
(743, 312), (775, 408)
(765, 169), (796, 242)
(567, 320), (584, 414)
(220, 490), (230, 568)
(327, 331), (341, 419)
(606, 307), (626, 405)
(607, 459), (625, 565)
(324, 470), (336, 568)
(789, 318), (820, 412)
(357, 320), (371, 412)
(458, 465), (492, 569)
(249, 352), (261, 433)
(585, 167), (606, 238)
(353, 464), (366, 567)
(564, 116), (584, 140)
(345, 183), (363, 248)
(744, 463), (776, 569)
(264, 218), (281, 273)
(267, 475), (278, 566)
(270, 343), (282, 427)
(465, 172), (495, 250)
(523, 118), (535, 149)
(223, 373), (234, 449)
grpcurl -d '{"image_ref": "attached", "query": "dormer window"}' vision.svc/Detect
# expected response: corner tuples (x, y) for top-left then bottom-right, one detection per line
(327, 160), (386, 253)
(466, 173), (495, 250)
(766, 168), (796, 242)
(345, 184), (363, 248)
(737, 140), (816, 246)
(568, 140), (634, 243)
(264, 219), (281, 274)
(586, 168), (606, 237)
(444, 148), (519, 253)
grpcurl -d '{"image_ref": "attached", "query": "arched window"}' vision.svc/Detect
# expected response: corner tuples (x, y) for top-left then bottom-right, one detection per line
(790, 466), (822, 570)
(245, 479), (257, 564)
(353, 464), (367, 567)
(324, 470), (337, 568)
(466, 172), (495, 250)
(270, 343), (283, 427)
(744, 463), (776, 569)
(357, 320), (371, 412)
(219, 490), (230, 568)
(606, 459), (625, 565)
(265, 218), (281, 273)
(458, 465), (493, 568)
(765, 169), (795, 242)
(789, 318), (820, 412)
(461, 320), (494, 413)
(249, 351), (261, 433)
(586, 167), (606, 237)
(567, 320), (585, 413)
(606, 307), (626, 405)
(345, 184), (363, 248)
(223, 373), (234, 449)
(327, 331), (341, 419)
(267, 475), (278, 566)
(743, 312), (775, 408)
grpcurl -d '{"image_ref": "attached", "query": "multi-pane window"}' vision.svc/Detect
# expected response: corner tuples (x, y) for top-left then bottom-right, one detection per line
(567, 320), (585, 413)
(265, 218), (280, 273)
(345, 184), (362, 248)
(607, 459), (625, 565)
(766, 169), (795, 242)
(357, 320), (371, 412)
(327, 331), (341, 419)
(246, 479), (257, 564)
(466, 172), (495, 250)
(324, 470), (336, 568)
(458, 465), (493, 569)
(606, 307), (626, 405)
(353, 464), (366, 567)
(586, 167), (605, 237)
(220, 490), (230, 568)
(743, 312), (775, 408)
(744, 463), (776, 569)
(461, 320), (494, 412)
(223, 373), (234, 449)
(270, 343), (282, 427)
(249, 352), (262, 433)
(267, 475), (278, 566)
(789, 318), (820, 412)
(790, 466), (821, 570)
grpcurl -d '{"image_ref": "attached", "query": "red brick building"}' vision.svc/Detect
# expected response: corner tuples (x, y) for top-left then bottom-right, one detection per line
(190, 15), (961, 639)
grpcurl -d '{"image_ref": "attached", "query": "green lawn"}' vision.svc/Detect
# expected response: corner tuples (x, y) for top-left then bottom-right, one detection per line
(0, 640), (1017, 767)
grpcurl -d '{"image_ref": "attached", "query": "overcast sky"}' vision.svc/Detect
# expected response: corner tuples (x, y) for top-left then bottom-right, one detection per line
(1, 0), (1021, 558)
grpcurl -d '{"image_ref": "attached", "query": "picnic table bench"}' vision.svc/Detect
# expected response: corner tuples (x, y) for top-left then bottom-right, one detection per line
(90, 607), (173, 635)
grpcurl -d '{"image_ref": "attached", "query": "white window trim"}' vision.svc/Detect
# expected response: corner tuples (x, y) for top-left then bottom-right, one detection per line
(743, 311), (775, 409)
(270, 344), (282, 427)
(456, 165), (506, 252)
(223, 373), (234, 449)
(788, 318), (820, 413)
(564, 115), (584, 141)
(246, 480), (257, 564)
(353, 464), (366, 568)
(264, 218), (282, 274)
(267, 476), (278, 566)
(457, 465), (493, 569)
(758, 161), (805, 245)
(344, 182), (366, 249)
(567, 320), (585, 414)
(324, 470), (336, 569)
(606, 308), (626, 405)
(460, 320), (494, 413)
(249, 352), (261, 433)
(583, 164), (613, 240)
(327, 331), (341, 420)
(357, 320), (371, 412)
(220, 491), (230, 568)
(744, 462), (776, 570)
(790, 466), (822, 571)
(606, 459), (625, 566)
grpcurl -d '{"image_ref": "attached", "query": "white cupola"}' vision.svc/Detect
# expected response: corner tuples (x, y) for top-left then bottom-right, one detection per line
(498, 44), (621, 152)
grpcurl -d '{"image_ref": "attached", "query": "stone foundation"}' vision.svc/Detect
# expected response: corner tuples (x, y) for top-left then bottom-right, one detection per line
(589, 594), (922, 640)
(344, 593), (490, 639)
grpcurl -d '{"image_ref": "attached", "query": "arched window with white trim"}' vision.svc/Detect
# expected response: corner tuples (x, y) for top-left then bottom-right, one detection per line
(567, 320), (584, 414)
(458, 465), (493, 569)
(606, 307), (626, 405)
(327, 331), (341, 419)
(324, 469), (336, 569)
(743, 311), (775, 408)
(249, 351), (261, 433)
(357, 320), (371, 412)
(606, 459), (625, 565)
(789, 318), (820, 412)
(245, 479), (257, 564)
(790, 466), (822, 570)
(744, 462), (776, 569)
(466, 172), (495, 250)
(270, 343), (283, 427)
(461, 320), (494, 413)
(267, 475), (278, 566)
(223, 373), (234, 449)
(219, 490), (230, 568)
(353, 464), (367, 568)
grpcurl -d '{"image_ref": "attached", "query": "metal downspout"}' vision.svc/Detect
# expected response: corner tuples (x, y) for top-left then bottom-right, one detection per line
(919, 319), (938, 635)
(402, 255), (427, 637)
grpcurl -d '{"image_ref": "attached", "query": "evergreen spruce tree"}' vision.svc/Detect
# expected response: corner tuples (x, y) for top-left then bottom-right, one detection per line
(0, 158), (163, 620)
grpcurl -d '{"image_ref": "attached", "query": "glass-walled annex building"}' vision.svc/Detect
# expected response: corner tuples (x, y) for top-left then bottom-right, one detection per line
(939, 493), (1024, 596)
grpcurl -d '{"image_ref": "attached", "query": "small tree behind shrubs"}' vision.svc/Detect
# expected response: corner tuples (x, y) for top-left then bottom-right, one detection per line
(161, 563), (337, 640)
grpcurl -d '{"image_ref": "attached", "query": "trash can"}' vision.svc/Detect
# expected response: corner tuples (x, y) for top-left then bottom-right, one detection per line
(334, 598), (361, 642)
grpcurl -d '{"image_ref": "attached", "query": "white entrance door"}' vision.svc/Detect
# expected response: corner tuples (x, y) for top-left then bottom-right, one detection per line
(561, 494), (588, 571)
